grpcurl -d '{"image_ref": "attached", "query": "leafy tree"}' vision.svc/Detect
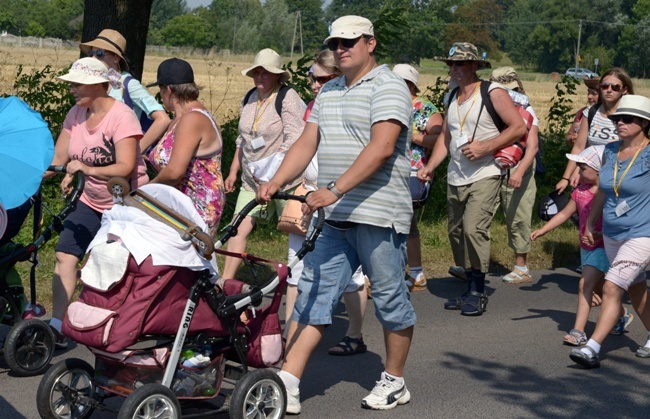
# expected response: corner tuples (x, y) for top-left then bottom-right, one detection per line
(259, 0), (294, 53)
(159, 14), (214, 49)
(286, 0), (327, 53)
(205, 0), (263, 52)
(445, 0), (504, 57)
(150, 0), (188, 30)
(325, 0), (385, 23)
(617, 16), (650, 78)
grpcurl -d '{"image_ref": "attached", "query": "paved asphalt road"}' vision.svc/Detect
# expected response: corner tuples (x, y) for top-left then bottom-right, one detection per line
(2, 268), (649, 418)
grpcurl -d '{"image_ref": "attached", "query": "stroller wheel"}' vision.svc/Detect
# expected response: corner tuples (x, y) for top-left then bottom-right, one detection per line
(37, 358), (96, 419)
(230, 369), (287, 419)
(107, 177), (131, 197)
(4, 318), (54, 376)
(118, 383), (181, 419)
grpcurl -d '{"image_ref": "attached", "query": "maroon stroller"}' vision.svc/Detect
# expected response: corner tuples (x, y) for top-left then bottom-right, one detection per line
(36, 182), (323, 418)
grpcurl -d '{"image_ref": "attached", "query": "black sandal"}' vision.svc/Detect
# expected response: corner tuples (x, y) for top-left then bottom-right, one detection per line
(328, 336), (367, 356)
(444, 292), (468, 310)
(460, 291), (488, 316)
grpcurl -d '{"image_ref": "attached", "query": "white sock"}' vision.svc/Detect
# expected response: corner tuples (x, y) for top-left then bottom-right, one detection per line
(581, 339), (601, 355)
(515, 265), (528, 272)
(409, 266), (422, 279)
(278, 370), (300, 394)
(644, 331), (650, 348)
(382, 371), (404, 385)
(49, 317), (62, 333)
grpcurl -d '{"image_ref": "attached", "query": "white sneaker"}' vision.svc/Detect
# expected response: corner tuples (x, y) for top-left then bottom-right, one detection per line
(361, 372), (411, 410)
(286, 389), (301, 415)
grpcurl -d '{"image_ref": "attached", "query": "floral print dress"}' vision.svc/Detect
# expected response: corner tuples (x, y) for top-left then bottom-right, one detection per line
(410, 98), (438, 170)
(149, 109), (225, 237)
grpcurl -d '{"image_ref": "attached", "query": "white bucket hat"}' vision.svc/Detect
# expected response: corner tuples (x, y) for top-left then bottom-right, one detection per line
(57, 57), (113, 85)
(393, 64), (420, 93)
(241, 49), (290, 84)
(608, 94), (650, 122)
(324, 15), (374, 44)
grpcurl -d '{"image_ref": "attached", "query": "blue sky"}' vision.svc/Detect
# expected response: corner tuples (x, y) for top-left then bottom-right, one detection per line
(186, 0), (211, 8)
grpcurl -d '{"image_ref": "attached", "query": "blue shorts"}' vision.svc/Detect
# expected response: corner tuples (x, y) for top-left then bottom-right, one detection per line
(55, 201), (102, 259)
(293, 221), (416, 331)
(580, 247), (609, 274)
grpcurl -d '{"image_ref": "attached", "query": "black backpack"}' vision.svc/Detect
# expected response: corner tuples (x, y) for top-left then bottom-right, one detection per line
(243, 85), (290, 116)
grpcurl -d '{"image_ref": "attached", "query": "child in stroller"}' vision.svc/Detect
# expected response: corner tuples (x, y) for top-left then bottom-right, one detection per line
(36, 181), (323, 418)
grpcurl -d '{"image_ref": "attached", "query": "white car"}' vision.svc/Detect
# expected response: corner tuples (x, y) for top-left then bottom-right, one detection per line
(565, 68), (598, 79)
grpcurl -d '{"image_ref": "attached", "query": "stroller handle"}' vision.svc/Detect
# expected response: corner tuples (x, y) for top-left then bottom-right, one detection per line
(215, 192), (325, 249)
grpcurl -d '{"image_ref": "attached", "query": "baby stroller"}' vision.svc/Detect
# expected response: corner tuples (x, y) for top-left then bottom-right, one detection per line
(1, 166), (84, 376)
(36, 180), (324, 418)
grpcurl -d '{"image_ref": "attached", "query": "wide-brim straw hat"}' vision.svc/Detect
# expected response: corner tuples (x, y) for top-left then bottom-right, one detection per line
(80, 29), (129, 71)
(608, 94), (650, 122)
(583, 76), (601, 90)
(56, 57), (111, 85)
(490, 66), (519, 90)
(241, 49), (290, 84)
(435, 42), (491, 69)
(393, 64), (420, 93)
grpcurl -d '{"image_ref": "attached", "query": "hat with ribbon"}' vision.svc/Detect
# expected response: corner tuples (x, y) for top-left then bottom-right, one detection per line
(566, 145), (605, 172)
(80, 29), (129, 71)
(607, 94), (650, 123)
(323, 15), (374, 44)
(57, 57), (121, 87)
(435, 42), (491, 69)
(241, 49), (290, 84)
(393, 64), (420, 93)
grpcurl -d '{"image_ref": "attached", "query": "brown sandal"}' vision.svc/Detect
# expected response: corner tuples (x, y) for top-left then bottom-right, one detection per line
(328, 336), (367, 356)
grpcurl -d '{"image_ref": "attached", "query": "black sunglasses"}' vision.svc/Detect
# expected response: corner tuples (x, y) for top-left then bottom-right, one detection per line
(601, 82), (622, 92)
(448, 61), (469, 67)
(611, 115), (636, 124)
(327, 36), (364, 52)
(310, 74), (337, 85)
(88, 49), (106, 58)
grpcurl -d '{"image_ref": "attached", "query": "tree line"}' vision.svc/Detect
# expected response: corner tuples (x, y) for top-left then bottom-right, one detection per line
(1, 0), (649, 78)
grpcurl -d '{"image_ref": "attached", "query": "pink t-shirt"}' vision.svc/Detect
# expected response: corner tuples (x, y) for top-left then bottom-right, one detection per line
(572, 183), (603, 251)
(64, 100), (148, 212)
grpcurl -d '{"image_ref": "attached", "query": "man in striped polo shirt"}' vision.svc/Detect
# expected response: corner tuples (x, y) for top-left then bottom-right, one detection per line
(258, 15), (416, 414)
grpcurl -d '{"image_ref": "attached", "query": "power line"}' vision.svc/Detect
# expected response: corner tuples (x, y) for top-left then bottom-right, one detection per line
(445, 19), (632, 27)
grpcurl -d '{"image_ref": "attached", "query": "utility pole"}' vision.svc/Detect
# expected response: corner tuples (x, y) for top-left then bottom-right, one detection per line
(575, 19), (582, 70)
(290, 11), (303, 60)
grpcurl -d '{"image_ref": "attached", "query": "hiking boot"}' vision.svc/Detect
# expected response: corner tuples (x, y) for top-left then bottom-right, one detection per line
(610, 307), (634, 335)
(49, 325), (68, 350)
(361, 372), (410, 410)
(286, 389), (301, 415)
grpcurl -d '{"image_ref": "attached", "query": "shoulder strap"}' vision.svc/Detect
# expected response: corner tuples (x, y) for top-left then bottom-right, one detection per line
(587, 105), (599, 129)
(275, 85), (290, 117)
(243, 87), (256, 106)
(446, 86), (460, 109)
(480, 80), (505, 132)
(122, 75), (133, 109)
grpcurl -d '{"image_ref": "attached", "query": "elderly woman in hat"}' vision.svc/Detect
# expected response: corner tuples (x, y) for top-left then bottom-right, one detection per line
(572, 95), (650, 369)
(146, 58), (225, 237)
(46, 57), (148, 348)
(222, 48), (305, 280)
(418, 42), (526, 316)
(81, 29), (171, 153)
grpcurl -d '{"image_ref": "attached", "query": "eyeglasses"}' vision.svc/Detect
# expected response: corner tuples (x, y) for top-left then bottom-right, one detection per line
(88, 49), (106, 59)
(327, 37), (363, 52)
(601, 82), (622, 92)
(310, 74), (337, 85)
(611, 115), (636, 124)
(448, 61), (469, 68)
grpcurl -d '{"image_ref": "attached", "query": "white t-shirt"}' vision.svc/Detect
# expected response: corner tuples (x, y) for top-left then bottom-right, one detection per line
(582, 106), (619, 146)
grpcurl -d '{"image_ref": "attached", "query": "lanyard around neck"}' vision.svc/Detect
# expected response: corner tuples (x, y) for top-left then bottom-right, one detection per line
(613, 138), (649, 198)
(252, 86), (278, 134)
(456, 82), (480, 135)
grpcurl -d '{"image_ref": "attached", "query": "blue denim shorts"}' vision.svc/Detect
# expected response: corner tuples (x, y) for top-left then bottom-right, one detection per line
(293, 221), (416, 331)
(580, 246), (609, 274)
(55, 201), (102, 259)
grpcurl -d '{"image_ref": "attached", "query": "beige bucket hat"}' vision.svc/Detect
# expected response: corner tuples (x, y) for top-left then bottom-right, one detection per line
(241, 49), (290, 83)
(435, 42), (491, 69)
(323, 15), (374, 44)
(393, 64), (420, 93)
(57, 57), (112, 85)
(80, 29), (129, 71)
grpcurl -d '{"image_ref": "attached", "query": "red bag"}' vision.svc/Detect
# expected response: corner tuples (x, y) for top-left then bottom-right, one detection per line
(493, 106), (535, 169)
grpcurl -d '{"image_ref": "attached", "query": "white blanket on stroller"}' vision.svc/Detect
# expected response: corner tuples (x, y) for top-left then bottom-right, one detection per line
(87, 184), (218, 280)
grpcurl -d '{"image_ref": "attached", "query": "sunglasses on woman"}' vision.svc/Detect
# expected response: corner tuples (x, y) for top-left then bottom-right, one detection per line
(87, 49), (106, 58)
(326, 37), (363, 52)
(310, 74), (337, 85)
(611, 115), (636, 124)
(601, 82), (622, 92)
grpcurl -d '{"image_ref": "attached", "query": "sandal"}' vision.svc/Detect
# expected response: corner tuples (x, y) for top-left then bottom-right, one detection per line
(502, 267), (532, 284)
(460, 291), (488, 316)
(563, 329), (587, 346)
(328, 336), (367, 356)
(405, 274), (427, 292)
(444, 292), (468, 310)
(448, 266), (469, 281)
(569, 346), (600, 369)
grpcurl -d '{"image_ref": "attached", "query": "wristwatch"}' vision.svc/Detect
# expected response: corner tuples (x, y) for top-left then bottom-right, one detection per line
(327, 181), (343, 199)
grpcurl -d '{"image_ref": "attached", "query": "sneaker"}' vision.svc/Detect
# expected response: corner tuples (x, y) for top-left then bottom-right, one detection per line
(286, 389), (301, 415)
(610, 307), (634, 335)
(49, 325), (69, 350)
(361, 372), (411, 410)
(22, 303), (46, 320)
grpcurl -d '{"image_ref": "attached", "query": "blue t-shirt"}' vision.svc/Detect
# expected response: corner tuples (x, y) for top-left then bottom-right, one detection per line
(600, 141), (650, 239)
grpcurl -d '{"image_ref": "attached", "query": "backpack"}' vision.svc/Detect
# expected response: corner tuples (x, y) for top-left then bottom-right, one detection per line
(122, 75), (155, 133)
(243, 85), (290, 116)
(448, 80), (534, 169)
(587, 104), (599, 129)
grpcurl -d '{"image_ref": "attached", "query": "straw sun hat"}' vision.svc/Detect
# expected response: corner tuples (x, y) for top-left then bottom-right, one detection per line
(80, 29), (129, 71)
(57, 57), (113, 85)
(241, 49), (290, 83)
(608, 94), (650, 122)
